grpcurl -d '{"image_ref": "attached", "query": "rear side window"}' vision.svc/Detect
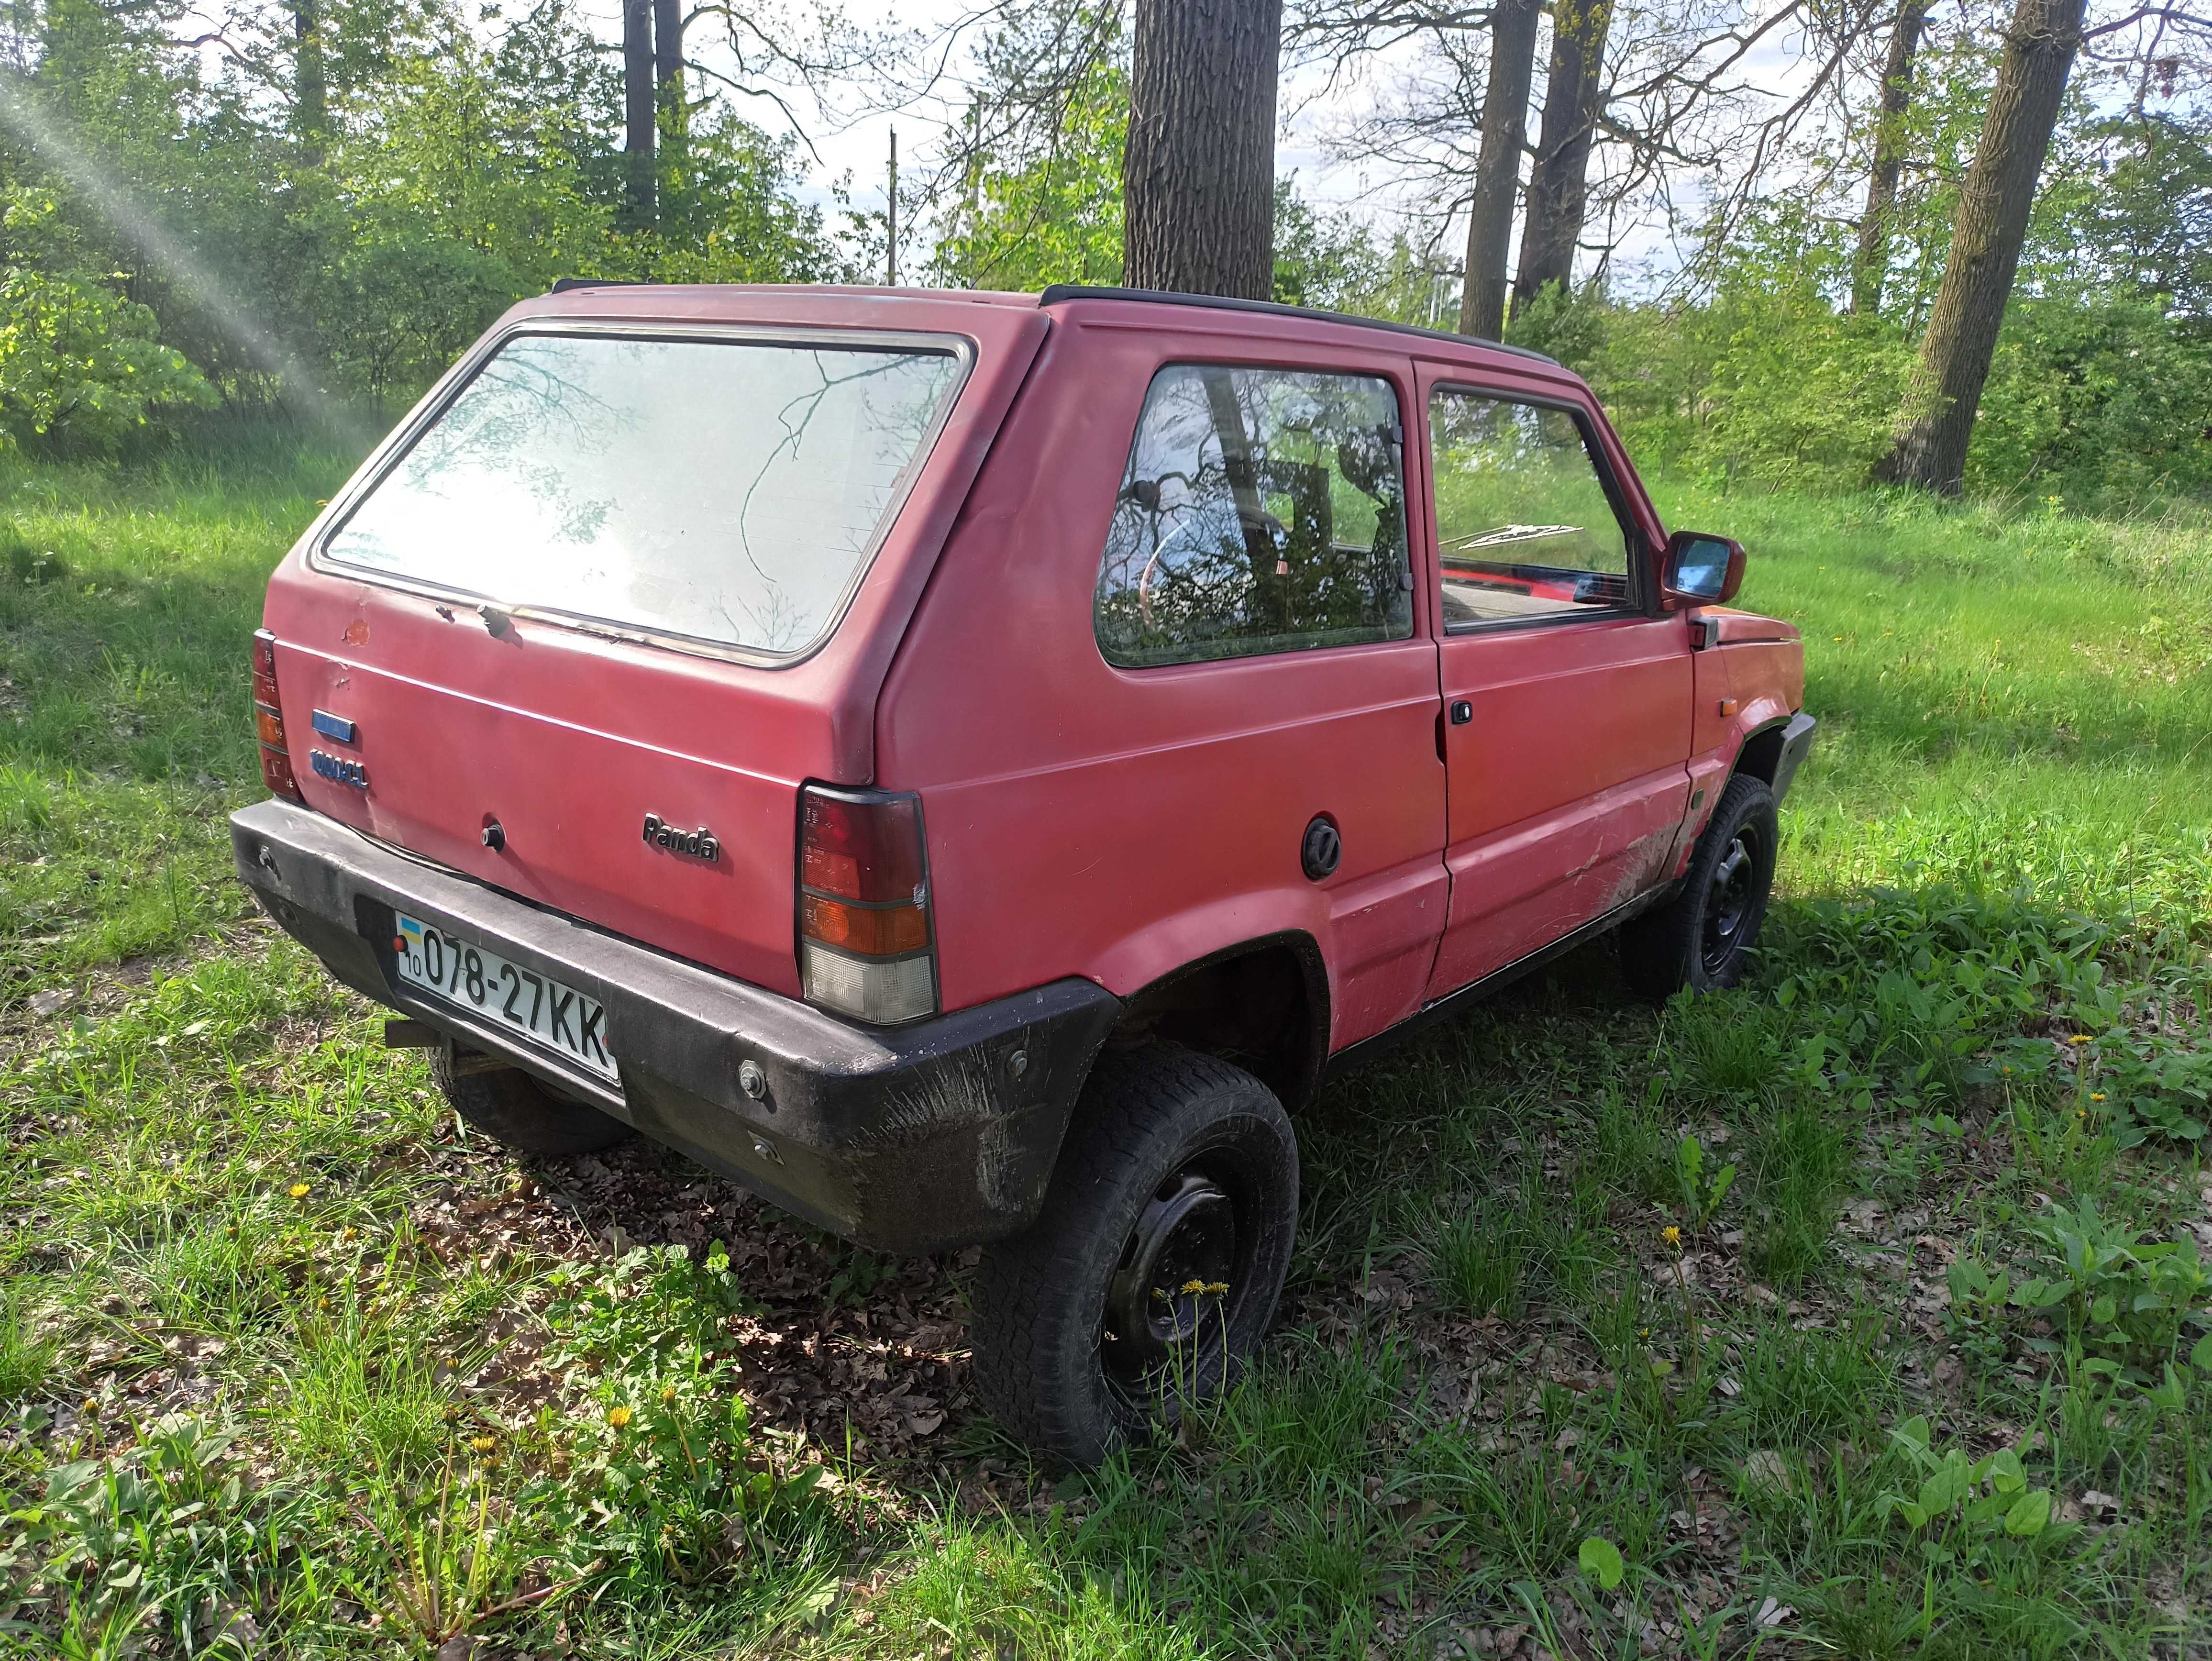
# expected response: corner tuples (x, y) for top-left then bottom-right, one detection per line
(1094, 365), (1413, 668)
(1429, 389), (1635, 627)
(321, 332), (967, 659)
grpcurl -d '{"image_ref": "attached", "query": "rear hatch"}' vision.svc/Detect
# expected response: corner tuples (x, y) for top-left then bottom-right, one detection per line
(260, 291), (1042, 997)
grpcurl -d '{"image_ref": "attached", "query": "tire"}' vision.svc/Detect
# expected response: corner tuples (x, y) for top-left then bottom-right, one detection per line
(971, 1043), (1299, 1469)
(431, 1045), (634, 1156)
(1619, 772), (1780, 1001)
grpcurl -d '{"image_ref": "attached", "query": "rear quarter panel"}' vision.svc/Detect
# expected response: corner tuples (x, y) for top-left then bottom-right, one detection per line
(880, 307), (1451, 1052)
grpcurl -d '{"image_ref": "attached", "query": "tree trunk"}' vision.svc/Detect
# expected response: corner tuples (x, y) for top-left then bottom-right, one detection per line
(653, 0), (685, 167)
(622, 0), (656, 230)
(1123, 0), (1283, 300)
(1874, 0), (2084, 493)
(1849, 0), (1932, 316)
(1460, 0), (1543, 339)
(1511, 0), (1613, 320)
(292, 0), (326, 160)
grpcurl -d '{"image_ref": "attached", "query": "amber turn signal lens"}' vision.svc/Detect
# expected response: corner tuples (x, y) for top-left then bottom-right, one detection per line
(252, 627), (302, 802)
(800, 892), (929, 957)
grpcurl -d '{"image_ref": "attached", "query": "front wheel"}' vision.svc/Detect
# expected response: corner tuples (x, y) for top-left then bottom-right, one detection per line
(1618, 772), (1780, 1000)
(971, 1044), (1298, 1468)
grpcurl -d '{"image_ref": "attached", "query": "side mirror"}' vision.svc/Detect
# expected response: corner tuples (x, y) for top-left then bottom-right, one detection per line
(1663, 530), (1745, 606)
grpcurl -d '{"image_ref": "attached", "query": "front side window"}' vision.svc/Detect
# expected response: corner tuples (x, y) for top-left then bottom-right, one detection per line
(1095, 364), (1413, 668)
(322, 332), (967, 659)
(1429, 389), (1635, 627)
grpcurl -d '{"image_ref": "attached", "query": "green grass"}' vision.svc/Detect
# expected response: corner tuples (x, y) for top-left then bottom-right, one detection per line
(6, 448), (2212, 1656)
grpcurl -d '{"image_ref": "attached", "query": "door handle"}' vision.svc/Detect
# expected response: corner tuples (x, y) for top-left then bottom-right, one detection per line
(1449, 700), (1473, 725)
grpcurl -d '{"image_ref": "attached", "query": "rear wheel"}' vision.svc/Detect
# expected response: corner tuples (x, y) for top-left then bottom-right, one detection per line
(971, 1044), (1298, 1468)
(1619, 772), (1779, 1000)
(432, 1045), (633, 1156)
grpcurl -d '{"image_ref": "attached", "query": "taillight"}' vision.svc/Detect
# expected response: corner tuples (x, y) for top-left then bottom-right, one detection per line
(252, 628), (301, 801)
(796, 786), (936, 1024)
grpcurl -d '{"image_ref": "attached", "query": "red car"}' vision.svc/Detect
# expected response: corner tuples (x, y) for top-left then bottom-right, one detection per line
(233, 283), (1813, 1464)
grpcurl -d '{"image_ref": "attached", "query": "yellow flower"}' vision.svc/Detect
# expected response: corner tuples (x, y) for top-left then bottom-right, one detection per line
(2090, 1092), (2106, 1102)
(1204, 1282), (1230, 1296)
(470, 1435), (496, 1453)
(660, 1384), (677, 1404)
(442, 1404), (460, 1423)
(1180, 1279), (1207, 1296)
(607, 1405), (634, 1428)
(1661, 1225), (1682, 1249)
(288, 1182), (312, 1199)
(2068, 1034), (2094, 1046)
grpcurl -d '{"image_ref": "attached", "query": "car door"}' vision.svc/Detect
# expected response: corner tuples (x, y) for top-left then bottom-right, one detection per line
(1418, 366), (1693, 999)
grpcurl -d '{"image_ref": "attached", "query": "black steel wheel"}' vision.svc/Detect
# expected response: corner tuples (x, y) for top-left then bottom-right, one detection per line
(972, 1044), (1298, 1468)
(1618, 772), (1780, 1000)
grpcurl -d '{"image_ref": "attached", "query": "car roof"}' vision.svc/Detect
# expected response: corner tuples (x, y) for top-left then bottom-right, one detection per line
(537, 280), (1566, 376)
(1036, 284), (1562, 369)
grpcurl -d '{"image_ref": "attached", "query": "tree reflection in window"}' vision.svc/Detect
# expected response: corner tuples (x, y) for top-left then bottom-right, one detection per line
(1095, 365), (1413, 668)
(324, 333), (963, 657)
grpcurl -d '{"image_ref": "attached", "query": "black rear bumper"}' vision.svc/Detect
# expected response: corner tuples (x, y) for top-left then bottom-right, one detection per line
(230, 798), (1120, 1253)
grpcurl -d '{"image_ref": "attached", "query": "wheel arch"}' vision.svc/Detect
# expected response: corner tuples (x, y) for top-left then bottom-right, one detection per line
(1103, 931), (1331, 1113)
(1728, 713), (1794, 789)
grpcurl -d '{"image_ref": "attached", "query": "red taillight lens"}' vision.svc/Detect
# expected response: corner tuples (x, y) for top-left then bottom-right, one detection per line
(253, 627), (302, 801)
(797, 786), (935, 1024)
(800, 790), (927, 903)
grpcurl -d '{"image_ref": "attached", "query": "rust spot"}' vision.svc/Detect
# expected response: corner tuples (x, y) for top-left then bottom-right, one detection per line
(343, 618), (370, 646)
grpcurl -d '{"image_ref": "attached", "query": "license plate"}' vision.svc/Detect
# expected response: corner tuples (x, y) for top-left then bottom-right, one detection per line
(393, 914), (617, 1082)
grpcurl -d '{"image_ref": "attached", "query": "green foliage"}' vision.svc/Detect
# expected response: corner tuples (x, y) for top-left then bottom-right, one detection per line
(2012, 1200), (2212, 1385)
(1877, 1417), (2064, 1558)
(1747, 1101), (1849, 1289)
(929, 41), (1126, 291)
(8, 1410), (313, 1646)
(539, 1244), (824, 1595)
(0, 190), (210, 454)
(1576, 1534), (1624, 1590)
(1670, 1129), (1736, 1230)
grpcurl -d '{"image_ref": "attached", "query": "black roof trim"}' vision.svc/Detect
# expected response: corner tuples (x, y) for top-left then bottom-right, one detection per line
(1035, 284), (1564, 368)
(549, 277), (657, 294)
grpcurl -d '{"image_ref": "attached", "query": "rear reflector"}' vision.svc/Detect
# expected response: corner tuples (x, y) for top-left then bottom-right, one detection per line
(797, 786), (935, 1024)
(252, 628), (302, 802)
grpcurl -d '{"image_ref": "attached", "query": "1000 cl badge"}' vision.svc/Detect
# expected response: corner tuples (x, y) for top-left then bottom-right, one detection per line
(310, 750), (369, 789)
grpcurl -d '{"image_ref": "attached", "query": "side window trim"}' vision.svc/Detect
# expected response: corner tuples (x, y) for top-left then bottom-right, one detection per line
(1425, 379), (1651, 635)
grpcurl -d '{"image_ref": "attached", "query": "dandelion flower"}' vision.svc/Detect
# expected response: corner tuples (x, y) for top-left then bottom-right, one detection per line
(1662, 1225), (1682, 1248)
(470, 1435), (496, 1453)
(2090, 1092), (2106, 1102)
(607, 1405), (634, 1428)
(288, 1182), (312, 1199)
(660, 1384), (677, 1404)
(442, 1405), (460, 1423)
(1204, 1282), (1229, 1296)
(2068, 1034), (2094, 1046)
(1181, 1278), (1207, 1296)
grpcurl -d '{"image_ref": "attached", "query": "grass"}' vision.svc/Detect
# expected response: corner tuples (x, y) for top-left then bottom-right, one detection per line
(4, 433), (2212, 1656)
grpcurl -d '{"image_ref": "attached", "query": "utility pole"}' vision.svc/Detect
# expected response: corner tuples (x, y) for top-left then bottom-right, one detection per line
(886, 126), (899, 287)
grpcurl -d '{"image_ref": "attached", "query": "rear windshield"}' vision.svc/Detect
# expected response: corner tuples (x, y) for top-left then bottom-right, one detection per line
(321, 331), (968, 659)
